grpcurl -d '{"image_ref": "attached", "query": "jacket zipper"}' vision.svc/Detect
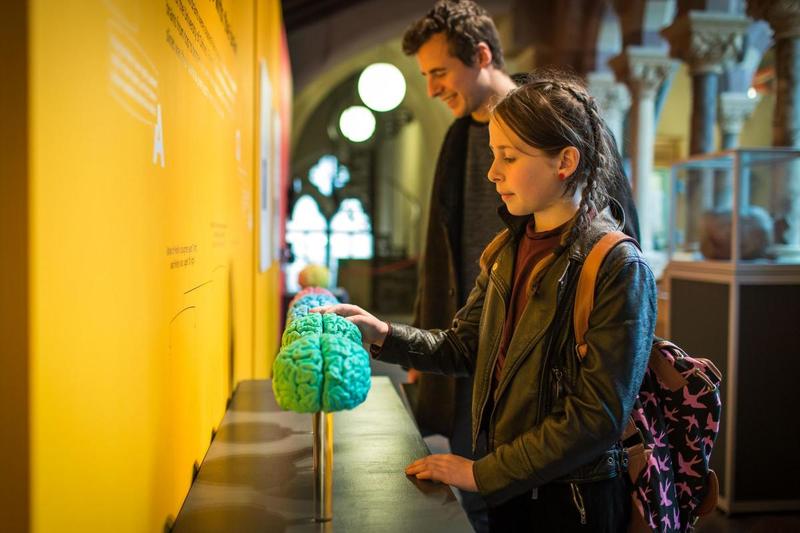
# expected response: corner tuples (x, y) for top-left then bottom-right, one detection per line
(553, 367), (564, 399)
(536, 261), (572, 424)
(570, 482), (587, 525)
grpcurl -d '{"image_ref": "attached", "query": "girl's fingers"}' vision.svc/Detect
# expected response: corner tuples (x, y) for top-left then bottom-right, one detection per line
(404, 454), (475, 491)
(310, 303), (359, 316)
(405, 455), (445, 475)
(405, 460), (427, 474)
(405, 460), (425, 474)
(414, 470), (435, 481)
(406, 461), (437, 481)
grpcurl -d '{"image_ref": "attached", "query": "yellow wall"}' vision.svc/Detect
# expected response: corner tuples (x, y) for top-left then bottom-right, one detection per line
(18, 1), (290, 531)
(657, 63), (692, 161)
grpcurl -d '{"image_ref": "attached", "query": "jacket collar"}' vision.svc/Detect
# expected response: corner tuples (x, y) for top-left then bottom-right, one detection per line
(497, 205), (531, 237)
(497, 197), (629, 261)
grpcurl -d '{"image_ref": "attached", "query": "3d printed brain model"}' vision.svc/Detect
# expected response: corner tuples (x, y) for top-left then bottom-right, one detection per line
(273, 287), (371, 413)
(298, 264), (331, 289)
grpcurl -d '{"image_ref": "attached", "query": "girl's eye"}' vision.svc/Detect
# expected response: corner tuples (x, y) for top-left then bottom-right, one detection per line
(503, 157), (516, 163)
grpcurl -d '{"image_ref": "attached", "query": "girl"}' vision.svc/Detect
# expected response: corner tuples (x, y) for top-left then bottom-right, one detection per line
(315, 72), (656, 532)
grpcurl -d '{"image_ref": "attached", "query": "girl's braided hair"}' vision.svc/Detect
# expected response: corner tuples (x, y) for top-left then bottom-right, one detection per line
(490, 69), (626, 253)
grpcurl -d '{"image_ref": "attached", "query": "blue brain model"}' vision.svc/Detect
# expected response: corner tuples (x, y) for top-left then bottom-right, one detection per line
(285, 293), (338, 323)
(272, 294), (371, 413)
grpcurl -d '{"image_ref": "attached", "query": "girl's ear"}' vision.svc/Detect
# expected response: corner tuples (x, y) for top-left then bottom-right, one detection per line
(558, 146), (580, 179)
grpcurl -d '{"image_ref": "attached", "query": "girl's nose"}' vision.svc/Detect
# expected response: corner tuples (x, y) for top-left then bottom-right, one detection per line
(487, 160), (502, 182)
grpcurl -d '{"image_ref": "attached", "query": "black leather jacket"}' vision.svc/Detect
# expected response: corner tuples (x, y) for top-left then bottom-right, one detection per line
(376, 201), (657, 505)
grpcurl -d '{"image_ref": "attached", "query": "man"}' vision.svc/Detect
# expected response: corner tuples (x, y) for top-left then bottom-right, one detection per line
(401, 2), (640, 531)
(401, 3), (515, 531)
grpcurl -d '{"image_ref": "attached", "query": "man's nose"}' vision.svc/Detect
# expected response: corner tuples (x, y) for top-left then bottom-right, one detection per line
(427, 78), (441, 98)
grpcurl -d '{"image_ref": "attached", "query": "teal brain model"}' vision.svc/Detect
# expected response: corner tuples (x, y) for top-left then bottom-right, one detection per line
(322, 313), (361, 345)
(272, 336), (324, 412)
(320, 334), (370, 411)
(281, 313), (323, 347)
(273, 291), (371, 413)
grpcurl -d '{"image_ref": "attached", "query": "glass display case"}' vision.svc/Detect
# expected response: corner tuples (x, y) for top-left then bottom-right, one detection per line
(664, 148), (800, 514)
(669, 148), (800, 264)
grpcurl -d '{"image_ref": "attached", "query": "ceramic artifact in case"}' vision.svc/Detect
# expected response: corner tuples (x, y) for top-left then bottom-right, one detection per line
(669, 148), (800, 264)
(664, 148), (800, 514)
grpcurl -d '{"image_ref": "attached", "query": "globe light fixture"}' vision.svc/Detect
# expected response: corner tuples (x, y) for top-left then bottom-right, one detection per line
(358, 63), (406, 112)
(339, 105), (376, 143)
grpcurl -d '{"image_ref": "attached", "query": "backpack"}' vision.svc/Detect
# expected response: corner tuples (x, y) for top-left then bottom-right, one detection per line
(574, 231), (722, 533)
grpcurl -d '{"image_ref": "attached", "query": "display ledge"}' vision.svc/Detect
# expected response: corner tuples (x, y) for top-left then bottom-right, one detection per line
(172, 377), (473, 532)
(664, 260), (800, 284)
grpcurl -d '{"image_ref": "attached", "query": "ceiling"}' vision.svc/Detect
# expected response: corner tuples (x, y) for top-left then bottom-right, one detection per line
(281, 0), (376, 32)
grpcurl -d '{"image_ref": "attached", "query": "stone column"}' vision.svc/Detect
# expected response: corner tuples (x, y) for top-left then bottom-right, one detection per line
(748, 0), (800, 252)
(718, 91), (762, 208)
(587, 71), (631, 155)
(610, 46), (677, 253)
(661, 11), (750, 247)
(662, 11), (750, 153)
(719, 92), (761, 149)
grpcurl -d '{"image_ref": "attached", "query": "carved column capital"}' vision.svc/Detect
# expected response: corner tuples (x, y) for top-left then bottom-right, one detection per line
(609, 46), (677, 99)
(719, 91), (762, 136)
(586, 71), (631, 116)
(748, 0), (800, 40)
(661, 11), (750, 74)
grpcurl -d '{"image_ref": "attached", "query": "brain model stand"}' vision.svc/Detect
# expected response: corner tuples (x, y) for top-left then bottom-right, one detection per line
(272, 287), (371, 522)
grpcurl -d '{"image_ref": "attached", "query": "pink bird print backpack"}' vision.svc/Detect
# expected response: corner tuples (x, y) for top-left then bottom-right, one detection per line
(574, 231), (722, 533)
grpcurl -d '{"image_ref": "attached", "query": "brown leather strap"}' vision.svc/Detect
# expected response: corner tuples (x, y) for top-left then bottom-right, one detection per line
(526, 252), (556, 294)
(574, 231), (635, 360)
(648, 347), (688, 391)
(621, 416), (639, 442)
(696, 469), (719, 517)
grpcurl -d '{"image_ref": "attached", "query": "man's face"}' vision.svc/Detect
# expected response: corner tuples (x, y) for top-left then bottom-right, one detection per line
(415, 32), (487, 118)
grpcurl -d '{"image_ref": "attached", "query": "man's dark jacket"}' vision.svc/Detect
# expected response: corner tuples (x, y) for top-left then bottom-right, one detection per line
(412, 115), (641, 437)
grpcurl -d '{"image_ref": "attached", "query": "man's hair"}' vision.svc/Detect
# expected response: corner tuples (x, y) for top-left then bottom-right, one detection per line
(402, 0), (505, 70)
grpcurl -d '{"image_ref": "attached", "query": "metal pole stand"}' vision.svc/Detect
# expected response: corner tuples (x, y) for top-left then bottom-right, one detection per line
(312, 411), (333, 522)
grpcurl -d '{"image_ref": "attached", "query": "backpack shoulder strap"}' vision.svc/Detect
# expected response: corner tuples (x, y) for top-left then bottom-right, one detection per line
(573, 230), (636, 361)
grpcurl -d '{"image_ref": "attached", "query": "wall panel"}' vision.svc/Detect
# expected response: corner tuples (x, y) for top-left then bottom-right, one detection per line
(26, 1), (289, 530)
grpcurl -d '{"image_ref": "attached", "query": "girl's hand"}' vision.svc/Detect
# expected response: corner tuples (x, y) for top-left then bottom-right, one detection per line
(311, 303), (389, 346)
(405, 454), (478, 492)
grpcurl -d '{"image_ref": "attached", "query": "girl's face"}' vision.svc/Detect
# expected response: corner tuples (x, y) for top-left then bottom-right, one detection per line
(487, 117), (568, 217)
